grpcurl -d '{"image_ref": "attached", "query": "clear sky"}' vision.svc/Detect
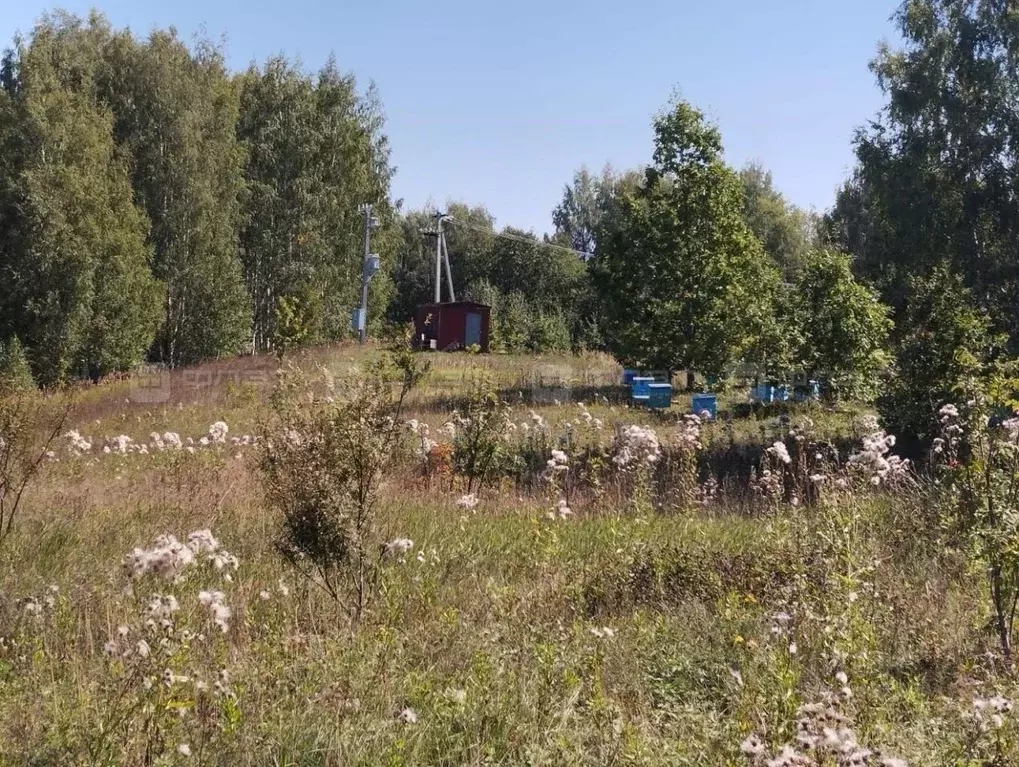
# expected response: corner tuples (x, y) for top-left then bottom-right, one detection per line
(3, 1), (901, 235)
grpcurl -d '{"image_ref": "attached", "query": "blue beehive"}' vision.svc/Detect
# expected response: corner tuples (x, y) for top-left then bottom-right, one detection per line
(630, 376), (654, 406)
(775, 385), (789, 402)
(622, 368), (639, 386)
(750, 384), (775, 403)
(648, 383), (673, 409)
(692, 393), (717, 419)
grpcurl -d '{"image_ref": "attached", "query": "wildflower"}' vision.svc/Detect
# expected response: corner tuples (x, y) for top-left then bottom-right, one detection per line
(136, 640), (151, 659)
(147, 594), (180, 621)
(213, 669), (234, 698)
(848, 430), (910, 487)
(198, 590), (231, 633)
(548, 499), (573, 520)
(277, 579), (290, 597)
(611, 424), (661, 468)
(590, 626), (615, 639)
(939, 403), (959, 421)
(63, 430), (92, 456)
(109, 435), (133, 455)
(456, 494), (479, 512)
(124, 535), (195, 579)
(383, 538), (414, 556)
(546, 449), (569, 473)
(178, 743), (192, 757)
(399, 707), (418, 724)
(765, 745), (810, 767)
(740, 733), (765, 757)
(209, 551), (240, 571)
(187, 529), (218, 553)
(767, 441), (792, 465)
(259, 590), (271, 601)
(207, 421), (229, 444)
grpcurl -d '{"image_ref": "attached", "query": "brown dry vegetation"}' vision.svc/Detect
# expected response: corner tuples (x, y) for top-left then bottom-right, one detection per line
(0, 345), (1010, 765)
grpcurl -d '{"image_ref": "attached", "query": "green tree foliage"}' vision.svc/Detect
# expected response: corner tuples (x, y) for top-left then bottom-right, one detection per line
(552, 165), (644, 258)
(391, 203), (592, 352)
(791, 250), (892, 401)
(739, 162), (813, 278)
(830, 0), (1019, 348)
(237, 57), (396, 351)
(593, 100), (781, 377)
(878, 266), (997, 453)
(0, 338), (35, 391)
(0, 15), (162, 385)
(100, 28), (250, 366)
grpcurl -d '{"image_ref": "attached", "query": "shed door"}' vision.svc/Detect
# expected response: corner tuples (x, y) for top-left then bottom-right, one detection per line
(465, 312), (482, 347)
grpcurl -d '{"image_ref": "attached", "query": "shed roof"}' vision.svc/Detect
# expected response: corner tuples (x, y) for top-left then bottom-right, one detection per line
(418, 301), (491, 310)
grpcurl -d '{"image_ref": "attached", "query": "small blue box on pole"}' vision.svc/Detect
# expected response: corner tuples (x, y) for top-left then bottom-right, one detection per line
(692, 393), (717, 419)
(648, 383), (673, 409)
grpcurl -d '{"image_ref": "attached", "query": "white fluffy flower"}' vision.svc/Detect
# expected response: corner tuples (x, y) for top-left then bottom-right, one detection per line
(399, 707), (418, 724)
(767, 441), (792, 465)
(456, 494), (479, 512)
(384, 538), (414, 556)
(207, 421), (229, 444)
(198, 590), (231, 632)
(611, 425), (661, 469)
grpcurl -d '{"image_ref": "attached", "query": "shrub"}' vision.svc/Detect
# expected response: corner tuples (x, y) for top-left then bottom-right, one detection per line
(447, 376), (511, 493)
(937, 377), (1019, 660)
(0, 337), (35, 391)
(258, 347), (427, 623)
(878, 266), (998, 455)
(0, 384), (68, 554)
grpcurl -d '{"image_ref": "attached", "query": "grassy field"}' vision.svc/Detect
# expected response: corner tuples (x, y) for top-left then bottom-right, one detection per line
(0, 344), (1010, 765)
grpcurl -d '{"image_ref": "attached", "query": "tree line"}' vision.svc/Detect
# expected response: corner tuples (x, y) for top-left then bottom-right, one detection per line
(2, 2), (1016, 453)
(0, 11), (391, 385)
(0, 10), (829, 384)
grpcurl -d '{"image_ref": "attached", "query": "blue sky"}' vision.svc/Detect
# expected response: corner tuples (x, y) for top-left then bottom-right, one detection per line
(3, 1), (900, 234)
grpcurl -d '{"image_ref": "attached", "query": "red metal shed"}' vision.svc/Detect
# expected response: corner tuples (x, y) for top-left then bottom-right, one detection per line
(414, 301), (491, 353)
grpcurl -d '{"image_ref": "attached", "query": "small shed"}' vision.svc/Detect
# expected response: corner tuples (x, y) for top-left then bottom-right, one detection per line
(414, 301), (491, 353)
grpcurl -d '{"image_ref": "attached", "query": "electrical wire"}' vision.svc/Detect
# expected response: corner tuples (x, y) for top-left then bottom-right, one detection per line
(445, 217), (594, 260)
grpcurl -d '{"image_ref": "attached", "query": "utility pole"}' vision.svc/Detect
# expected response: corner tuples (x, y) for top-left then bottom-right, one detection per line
(433, 212), (444, 304)
(441, 223), (456, 303)
(427, 212), (455, 304)
(355, 203), (379, 344)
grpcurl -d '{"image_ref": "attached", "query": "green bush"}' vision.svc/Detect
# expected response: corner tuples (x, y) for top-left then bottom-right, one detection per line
(878, 266), (997, 454)
(0, 337), (35, 391)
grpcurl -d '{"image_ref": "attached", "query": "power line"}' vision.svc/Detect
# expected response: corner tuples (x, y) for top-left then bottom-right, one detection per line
(446, 217), (595, 260)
